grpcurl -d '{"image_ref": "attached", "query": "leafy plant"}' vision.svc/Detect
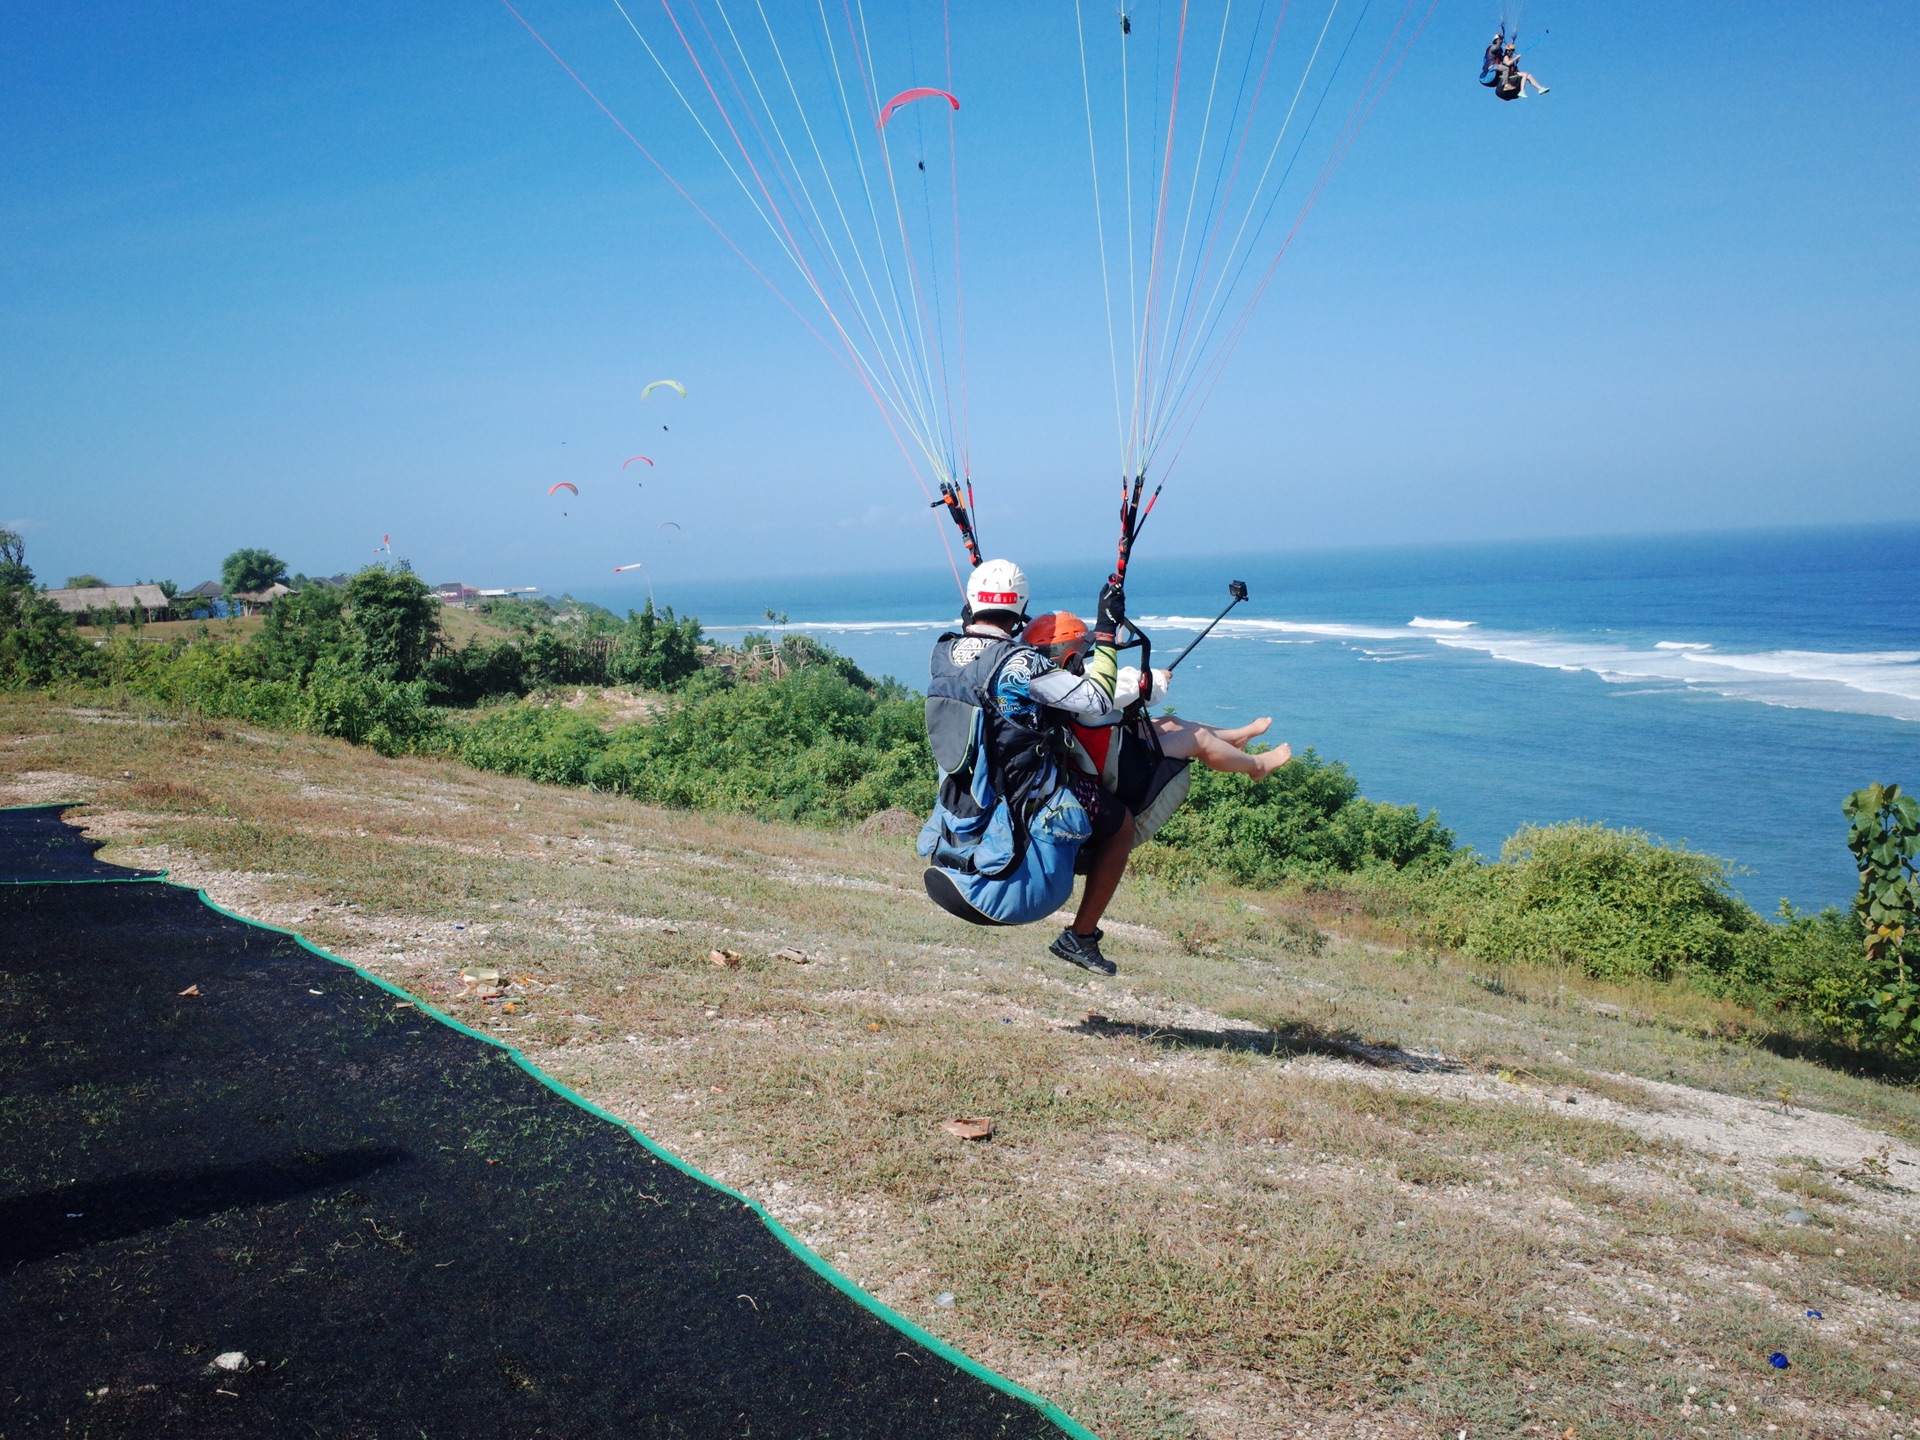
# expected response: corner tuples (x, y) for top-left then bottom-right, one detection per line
(1150, 748), (1454, 884)
(1423, 823), (1766, 983)
(256, 585), (352, 684)
(344, 567), (441, 683)
(221, 548), (288, 595)
(1843, 783), (1920, 1055)
(0, 529), (30, 589)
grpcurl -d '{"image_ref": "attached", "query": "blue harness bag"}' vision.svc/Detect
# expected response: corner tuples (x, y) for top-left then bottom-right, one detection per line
(917, 632), (1091, 926)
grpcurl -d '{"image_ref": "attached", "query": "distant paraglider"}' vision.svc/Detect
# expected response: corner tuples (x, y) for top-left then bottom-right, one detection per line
(547, 482), (579, 496)
(877, 86), (959, 129)
(621, 455), (654, 469)
(658, 522), (681, 531)
(613, 563), (646, 573)
(641, 380), (686, 401)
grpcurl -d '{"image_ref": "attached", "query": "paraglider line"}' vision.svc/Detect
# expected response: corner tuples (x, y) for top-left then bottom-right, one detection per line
(499, 0), (844, 366)
(1159, 0), (1435, 480)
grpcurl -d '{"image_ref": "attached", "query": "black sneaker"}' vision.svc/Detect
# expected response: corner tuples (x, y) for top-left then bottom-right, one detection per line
(1049, 927), (1115, 976)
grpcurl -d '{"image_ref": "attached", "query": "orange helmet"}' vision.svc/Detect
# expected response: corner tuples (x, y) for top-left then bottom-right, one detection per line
(1024, 611), (1093, 668)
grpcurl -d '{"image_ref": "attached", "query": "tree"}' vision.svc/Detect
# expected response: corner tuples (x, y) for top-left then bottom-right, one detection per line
(64, 574), (107, 589)
(221, 548), (288, 595)
(344, 566), (441, 682)
(0, 531), (89, 687)
(1844, 782), (1920, 1056)
(0, 528), (33, 589)
(256, 585), (351, 684)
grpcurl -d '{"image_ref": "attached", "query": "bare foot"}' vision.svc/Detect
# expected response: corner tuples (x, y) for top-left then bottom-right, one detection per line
(1251, 743), (1292, 779)
(1219, 716), (1273, 751)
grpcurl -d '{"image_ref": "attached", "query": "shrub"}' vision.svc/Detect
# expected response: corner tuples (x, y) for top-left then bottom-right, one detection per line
(0, 584), (93, 688)
(256, 586), (351, 683)
(1149, 748), (1454, 884)
(453, 703), (608, 786)
(1426, 822), (1767, 983)
(422, 640), (529, 707)
(344, 567), (440, 682)
(300, 659), (447, 757)
(607, 603), (704, 690)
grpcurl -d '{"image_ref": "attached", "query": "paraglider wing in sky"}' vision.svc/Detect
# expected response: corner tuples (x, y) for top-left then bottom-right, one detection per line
(547, 482), (579, 496)
(640, 380), (687, 401)
(658, 521), (682, 531)
(621, 455), (655, 469)
(877, 87), (959, 129)
(613, 563), (646, 573)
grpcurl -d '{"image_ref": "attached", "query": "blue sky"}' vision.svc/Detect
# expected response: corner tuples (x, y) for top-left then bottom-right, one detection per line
(3, 1), (1915, 595)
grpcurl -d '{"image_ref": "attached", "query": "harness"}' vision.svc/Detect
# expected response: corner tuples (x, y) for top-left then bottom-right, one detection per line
(922, 632), (1058, 878)
(919, 631), (1092, 925)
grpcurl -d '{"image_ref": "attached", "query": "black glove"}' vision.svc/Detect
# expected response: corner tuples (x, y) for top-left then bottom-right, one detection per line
(1095, 581), (1125, 642)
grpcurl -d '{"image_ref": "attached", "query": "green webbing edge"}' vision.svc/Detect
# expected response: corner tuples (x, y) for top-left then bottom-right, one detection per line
(0, 803), (169, 886)
(191, 885), (1102, 1440)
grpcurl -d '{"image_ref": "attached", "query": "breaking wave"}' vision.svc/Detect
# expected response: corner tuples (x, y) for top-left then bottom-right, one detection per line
(1134, 615), (1920, 724)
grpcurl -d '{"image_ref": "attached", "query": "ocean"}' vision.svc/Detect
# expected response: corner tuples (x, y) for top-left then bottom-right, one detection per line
(578, 526), (1920, 912)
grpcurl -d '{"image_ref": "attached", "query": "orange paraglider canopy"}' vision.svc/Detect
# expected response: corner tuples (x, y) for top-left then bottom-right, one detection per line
(621, 456), (654, 469)
(877, 86), (958, 129)
(547, 482), (579, 496)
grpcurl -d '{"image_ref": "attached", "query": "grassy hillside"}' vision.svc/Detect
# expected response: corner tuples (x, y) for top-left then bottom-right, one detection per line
(4, 691), (1915, 1440)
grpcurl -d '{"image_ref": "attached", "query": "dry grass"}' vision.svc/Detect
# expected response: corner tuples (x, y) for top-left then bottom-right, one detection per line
(4, 689), (1919, 1440)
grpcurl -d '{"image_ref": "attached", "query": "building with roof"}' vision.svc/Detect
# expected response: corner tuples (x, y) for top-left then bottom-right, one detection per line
(230, 583), (292, 616)
(42, 585), (175, 623)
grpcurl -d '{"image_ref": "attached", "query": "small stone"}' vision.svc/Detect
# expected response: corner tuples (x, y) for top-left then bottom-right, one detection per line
(208, 1351), (249, 1373)
(935, 1291), (955, 1308)
(1783, 1209), (1811, 1225)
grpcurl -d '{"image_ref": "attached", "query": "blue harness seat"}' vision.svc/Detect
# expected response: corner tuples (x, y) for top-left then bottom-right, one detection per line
(917, 632), (1091, 926)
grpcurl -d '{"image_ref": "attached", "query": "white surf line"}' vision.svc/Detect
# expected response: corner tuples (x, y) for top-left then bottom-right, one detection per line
(1134, 614), (1920, 724)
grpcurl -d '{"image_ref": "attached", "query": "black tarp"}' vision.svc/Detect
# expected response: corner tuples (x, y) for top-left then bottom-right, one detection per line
(0, 812), (1082, 1439)
(0, 804), (163, 883)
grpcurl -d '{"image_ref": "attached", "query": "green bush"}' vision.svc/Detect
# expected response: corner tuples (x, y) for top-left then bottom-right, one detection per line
(453, 703), (608, 785)
(422, 640), (530, 706)
(256, 585), (352, 683)
(1424, 822), (1767, 983)
(1149, 748), (1455, 884)
(344, 567), (441, 682)
(300, 659), (448, 757)
(0, 584), (93, 688)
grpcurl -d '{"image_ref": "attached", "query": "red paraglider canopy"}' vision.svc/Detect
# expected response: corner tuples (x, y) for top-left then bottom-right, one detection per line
(621, 455), (654, 469)
(877, 86), (958, 130)
(547, 481), (579, 496)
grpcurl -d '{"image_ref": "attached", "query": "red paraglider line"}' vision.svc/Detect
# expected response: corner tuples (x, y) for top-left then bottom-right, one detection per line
(1145, 0), (1293, 448)
(498, 0), (840, 363)
(1129, 0), (1192, 468)
(1160, 0), (1437, 482)
(504, 0), (964, 598)
(876, 86), (959, 129)
(943, 0), (974, 508)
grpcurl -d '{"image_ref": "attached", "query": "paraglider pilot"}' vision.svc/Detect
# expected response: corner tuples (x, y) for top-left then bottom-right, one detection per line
(918, 560), (1135, 975)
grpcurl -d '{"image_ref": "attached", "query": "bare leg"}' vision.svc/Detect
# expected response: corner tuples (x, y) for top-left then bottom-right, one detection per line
(1073, 814), (1135, 935)
(1153, 717), (1293, 778)
(1199, 716), (1271, 750)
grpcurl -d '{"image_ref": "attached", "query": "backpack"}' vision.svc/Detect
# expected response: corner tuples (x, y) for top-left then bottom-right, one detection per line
(917, 632), (1092, 926)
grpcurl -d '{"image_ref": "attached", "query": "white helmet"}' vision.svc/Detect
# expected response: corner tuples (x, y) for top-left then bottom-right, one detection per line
(965, 558), (1029, 621)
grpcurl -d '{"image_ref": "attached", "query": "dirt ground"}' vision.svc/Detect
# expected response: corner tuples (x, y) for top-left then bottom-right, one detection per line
(4, 693), (1916, 1440)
